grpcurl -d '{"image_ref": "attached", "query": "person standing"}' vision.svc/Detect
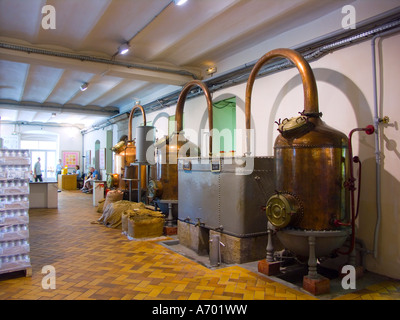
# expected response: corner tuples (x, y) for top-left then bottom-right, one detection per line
(56, 159), (63, 179)
(34, 157), (43, 182)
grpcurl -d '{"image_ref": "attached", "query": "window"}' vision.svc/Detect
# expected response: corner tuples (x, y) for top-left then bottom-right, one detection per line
(212, 97), (236, 155)
(30, 150), (56, 181)
(20, 133), (58, 181)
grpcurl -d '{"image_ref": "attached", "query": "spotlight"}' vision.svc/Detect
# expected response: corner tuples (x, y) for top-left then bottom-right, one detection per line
(173, 0), (188, 5)
(80, 82), (89, 91)
(206, 66), (217, 76)
(118, 42), (130, 55)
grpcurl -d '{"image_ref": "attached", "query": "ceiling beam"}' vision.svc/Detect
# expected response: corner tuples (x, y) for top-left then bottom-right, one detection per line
(0, 42), (199, 86)
(0, 99), (119, 117)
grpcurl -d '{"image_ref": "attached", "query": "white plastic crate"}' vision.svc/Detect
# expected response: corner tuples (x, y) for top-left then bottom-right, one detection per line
(0, 149), (31, 276)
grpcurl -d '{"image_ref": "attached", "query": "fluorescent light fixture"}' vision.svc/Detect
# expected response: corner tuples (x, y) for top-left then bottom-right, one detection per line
(80, 82), (89, 91)
(174, 0), (188, 5)
(118, 42), (130, 55)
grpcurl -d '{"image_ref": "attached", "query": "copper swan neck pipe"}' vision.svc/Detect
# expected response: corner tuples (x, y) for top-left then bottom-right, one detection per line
(245, 48), (319, 135)
(128, 104), (147, 141)
(175, 80), (213, 155)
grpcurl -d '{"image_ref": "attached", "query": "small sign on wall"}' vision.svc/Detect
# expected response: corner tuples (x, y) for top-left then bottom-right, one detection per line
(85, 150), (91, 171)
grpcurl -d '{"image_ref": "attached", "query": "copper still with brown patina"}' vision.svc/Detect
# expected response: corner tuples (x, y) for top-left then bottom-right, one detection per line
(149, 80), (213, 201)
(245, 48), (349, 232)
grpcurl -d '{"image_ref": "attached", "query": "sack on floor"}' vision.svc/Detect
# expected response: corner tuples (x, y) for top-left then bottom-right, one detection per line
(121, 205), (159, 235)
(102, 189), (124, 212)
(98, 200), (146, 228)
(127, 208), (165, 239)
(122, 207), (163, 235)
(97, 198), (105, 213)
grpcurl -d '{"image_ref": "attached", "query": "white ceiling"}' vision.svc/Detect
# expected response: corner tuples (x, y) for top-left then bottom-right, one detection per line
(0, 0), (398, 130)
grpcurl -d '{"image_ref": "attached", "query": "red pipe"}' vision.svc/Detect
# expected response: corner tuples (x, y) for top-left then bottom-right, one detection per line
(335, 125), (374, 255)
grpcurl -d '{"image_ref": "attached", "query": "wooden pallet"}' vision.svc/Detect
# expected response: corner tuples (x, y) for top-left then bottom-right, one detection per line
(0, 265), (32, 277)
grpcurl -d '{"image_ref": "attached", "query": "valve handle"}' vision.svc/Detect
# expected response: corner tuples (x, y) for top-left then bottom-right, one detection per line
(364, 125), (375, 135)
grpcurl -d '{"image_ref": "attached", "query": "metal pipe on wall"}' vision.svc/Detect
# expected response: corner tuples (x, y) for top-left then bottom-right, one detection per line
(175, 80), (214, 156)
(370, 27), (400, 259)
(0, 42), (198, 80)
(81, 132), (85, 175)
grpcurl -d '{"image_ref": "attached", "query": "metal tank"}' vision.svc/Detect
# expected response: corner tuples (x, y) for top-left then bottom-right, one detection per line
(178, 156), (274, 238)
(148, 80), (212, 218)
(245, 48), (351, 262)
(124, 104), (149, 192)
(136, 125), (155, 164)
(175, 85), (276, 264)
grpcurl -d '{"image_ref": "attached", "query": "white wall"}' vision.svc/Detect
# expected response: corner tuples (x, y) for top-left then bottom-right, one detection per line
(211, 0), (400, 76)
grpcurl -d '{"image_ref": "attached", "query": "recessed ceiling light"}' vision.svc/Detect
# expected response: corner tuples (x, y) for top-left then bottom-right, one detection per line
(118, 42), (130, 55)
(174, 0), (188, 6)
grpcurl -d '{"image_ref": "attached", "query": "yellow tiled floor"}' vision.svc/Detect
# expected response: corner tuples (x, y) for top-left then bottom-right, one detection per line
(0, 190), (399, 301)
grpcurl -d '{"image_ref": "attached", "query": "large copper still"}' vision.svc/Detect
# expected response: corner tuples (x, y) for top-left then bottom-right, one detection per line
(112, 135), (127, 174)
(245, 49), (350, 254)
(149, 80), (213, 202)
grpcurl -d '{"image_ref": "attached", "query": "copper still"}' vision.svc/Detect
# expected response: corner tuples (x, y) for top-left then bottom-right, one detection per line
(245, 48), (350, 258)
(112, 135), (127, 189)
(124, 104), (148, 190)
(149, 80), (213, 202)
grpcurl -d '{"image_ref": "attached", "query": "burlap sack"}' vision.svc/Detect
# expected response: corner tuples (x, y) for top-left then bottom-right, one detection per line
(127, 208), (165, 238)
(97, 198), (105, 213)
(121, 202), (148, 234)
(98, 200), (146, 228)
(121, 211), (130, 235)
(103, 189), (124, 212)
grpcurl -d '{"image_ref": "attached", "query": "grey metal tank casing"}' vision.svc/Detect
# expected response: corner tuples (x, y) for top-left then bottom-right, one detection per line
(177, 156), (274, 238)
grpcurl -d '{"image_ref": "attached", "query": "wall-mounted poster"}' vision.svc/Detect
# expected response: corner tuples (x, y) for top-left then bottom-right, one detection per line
(62, 151), (80, 168)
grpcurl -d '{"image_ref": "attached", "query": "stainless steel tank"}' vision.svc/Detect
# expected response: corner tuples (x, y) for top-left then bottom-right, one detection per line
(245, 48), (350, 258)
(178, 156), (274, 238)
(136, 125), (155, 164)
(124, 104), (148, 190)
(175, 84), (276, 264)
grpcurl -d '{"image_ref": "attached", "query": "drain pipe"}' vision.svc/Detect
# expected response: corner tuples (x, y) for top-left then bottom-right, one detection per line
(81, 131), (85, 175)
(371, 27), (400, 259)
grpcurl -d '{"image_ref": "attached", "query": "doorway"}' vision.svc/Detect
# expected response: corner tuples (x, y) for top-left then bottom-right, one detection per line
(29, 150), (57, 181)
(20, 132), (58, 181)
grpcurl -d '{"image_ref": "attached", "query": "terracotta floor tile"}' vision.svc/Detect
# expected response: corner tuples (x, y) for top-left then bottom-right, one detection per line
(1, 190), (399, 301)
